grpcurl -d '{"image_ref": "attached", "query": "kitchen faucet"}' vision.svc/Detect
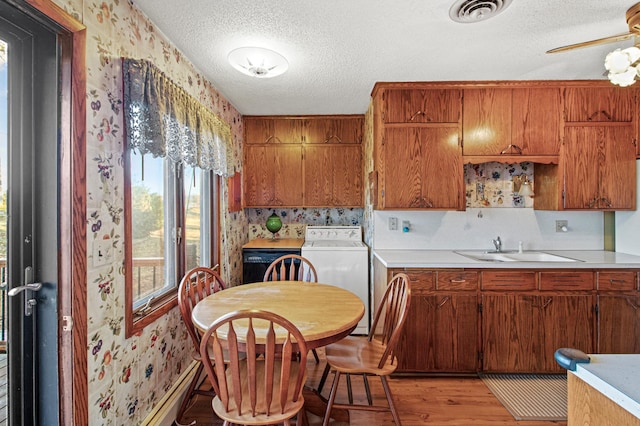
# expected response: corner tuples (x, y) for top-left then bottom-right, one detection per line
(492, 236), (502, 253)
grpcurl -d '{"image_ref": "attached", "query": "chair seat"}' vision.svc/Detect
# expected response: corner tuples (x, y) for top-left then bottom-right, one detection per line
(212, 359), (307, 425)
(325, 336), (398, 376)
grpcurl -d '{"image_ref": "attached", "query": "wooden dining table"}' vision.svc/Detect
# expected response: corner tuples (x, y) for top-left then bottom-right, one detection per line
(191, 280), (365, 423)
(191, 280), (365, 348)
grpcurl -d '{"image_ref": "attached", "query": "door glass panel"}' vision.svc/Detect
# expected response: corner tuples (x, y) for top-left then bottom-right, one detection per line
(0, 37), (7, 425)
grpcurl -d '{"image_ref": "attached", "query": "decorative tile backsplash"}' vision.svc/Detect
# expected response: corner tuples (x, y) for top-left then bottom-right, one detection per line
(465, 162), (534, 208)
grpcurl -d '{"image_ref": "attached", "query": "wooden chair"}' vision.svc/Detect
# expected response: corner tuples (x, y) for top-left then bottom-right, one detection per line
(263, 254), (318, 283)
(318, 273), (411, 426)
(199, 309), (309, 426)
(176, 266), (226, 425)
(263, 254), (320, 363)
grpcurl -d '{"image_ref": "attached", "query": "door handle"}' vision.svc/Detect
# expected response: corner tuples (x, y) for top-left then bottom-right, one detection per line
(8, 267), (43, 316)
(7, 282), (42, 296)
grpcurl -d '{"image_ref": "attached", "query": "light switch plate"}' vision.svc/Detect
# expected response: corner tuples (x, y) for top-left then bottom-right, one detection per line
(388, 217), (398, 231)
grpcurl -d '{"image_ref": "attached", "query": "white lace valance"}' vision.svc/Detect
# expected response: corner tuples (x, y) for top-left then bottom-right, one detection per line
(122, 58), (233, 176)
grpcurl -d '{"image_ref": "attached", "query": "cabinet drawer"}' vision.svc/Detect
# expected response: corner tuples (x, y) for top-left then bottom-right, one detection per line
(539, 271), (594, 291)
(598, 271), (637, 291)
(437, 271), (478, 290)
(481, 271), (536, 291)
(397, 270), (435, 294)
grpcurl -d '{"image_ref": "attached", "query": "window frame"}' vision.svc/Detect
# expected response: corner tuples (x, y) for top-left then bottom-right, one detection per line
(124, 151), (219, 338)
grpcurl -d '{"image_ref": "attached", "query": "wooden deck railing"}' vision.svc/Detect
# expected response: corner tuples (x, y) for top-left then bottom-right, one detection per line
(132, 257), (164, 300)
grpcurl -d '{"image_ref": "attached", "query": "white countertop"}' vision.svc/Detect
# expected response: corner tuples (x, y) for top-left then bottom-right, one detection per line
(373, 249), (640, 268)
(572, 354), (640, 419)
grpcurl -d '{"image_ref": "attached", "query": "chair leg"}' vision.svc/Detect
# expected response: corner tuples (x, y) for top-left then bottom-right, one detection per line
(317, 363), (331, 394)
(346, 374), (353, 404)
(380, 375), (402, 426)
(312, 348), (320, 364)
(322, 371), (342, 426)
(175, 362), (204, 425)
(363, 374), (372, 405)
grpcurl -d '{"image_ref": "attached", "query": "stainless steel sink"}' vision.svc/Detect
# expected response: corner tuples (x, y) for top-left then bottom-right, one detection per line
(454, 250), (581, 263)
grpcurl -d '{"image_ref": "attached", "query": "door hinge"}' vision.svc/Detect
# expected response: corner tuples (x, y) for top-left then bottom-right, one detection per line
(62, 315), (73, 331)
(478, 351), (483, 363)
(478, 303), (483, 313)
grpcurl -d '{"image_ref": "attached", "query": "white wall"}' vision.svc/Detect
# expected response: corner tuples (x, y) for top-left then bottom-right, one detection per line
(374, 208), (604, 251)
(615, 160), (640, 256)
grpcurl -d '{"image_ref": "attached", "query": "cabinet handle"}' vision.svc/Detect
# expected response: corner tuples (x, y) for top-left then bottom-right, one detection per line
(609, 279), (626, 284)
(600, 197), (613, 208)
(408, 111), (431, 122)
(437, 296), (451, 308)
(323, 135), (343, 144)
(421, 197), (434, 208)
(587, 110), (613, 121)
(450, 279), (467, 283)
(264, 135), (283, 144)
(500, 144), (523, 155)
(626, 298), (639, 310)
(587, 196), (599, 209)
(540, 298), (553, 310)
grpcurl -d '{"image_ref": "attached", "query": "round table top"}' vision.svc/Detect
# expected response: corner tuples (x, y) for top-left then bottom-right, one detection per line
(191, 281), (365, 349)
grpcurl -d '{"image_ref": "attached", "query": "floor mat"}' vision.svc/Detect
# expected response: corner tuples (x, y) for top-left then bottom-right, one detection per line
(479, 373), (567, 421)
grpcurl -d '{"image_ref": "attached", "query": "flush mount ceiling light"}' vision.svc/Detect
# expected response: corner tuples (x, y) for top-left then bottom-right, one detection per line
(227, 47), (289, 78)
(449, 0), (513, 23)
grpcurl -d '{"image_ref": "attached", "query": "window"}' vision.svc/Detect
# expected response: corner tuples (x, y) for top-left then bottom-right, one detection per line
(125, 151), (219, 335)
(121, 58), (231, 337)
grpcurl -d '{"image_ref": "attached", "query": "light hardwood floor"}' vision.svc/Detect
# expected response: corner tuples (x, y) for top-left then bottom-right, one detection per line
(179, 349), (568, 426)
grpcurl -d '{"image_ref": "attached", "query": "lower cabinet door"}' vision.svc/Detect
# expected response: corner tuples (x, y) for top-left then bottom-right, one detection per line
(397, 293), (478, 373)
(598, 294), (640, 354)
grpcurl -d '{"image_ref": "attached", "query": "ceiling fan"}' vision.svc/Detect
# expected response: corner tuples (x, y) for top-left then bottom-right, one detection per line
(547, 2), (640, 53)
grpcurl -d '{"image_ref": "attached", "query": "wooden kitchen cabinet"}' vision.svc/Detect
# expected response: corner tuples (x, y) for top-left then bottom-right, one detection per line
(243, 115), (363, 207)
(563, 125), (636, 210)
(389, 268), (479, 373)
(303, 145), (362, 207)
(381, 126), (464, 209)
(597, 270), (640, 353)
(462, 88), (561, 158)
(564, 87), (635, 123)
(244, 116), (307, 144)
(482, 293), (593, 373)
(482, 270), (594, 373)
(243, 145), (303, 207)
(372, 85), (464, 210)
(305, 116), (363, 143)
(383, 89), (460, 124)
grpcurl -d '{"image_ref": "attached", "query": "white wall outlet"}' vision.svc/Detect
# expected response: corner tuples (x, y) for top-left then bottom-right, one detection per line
(93, 240), (112, 266)
(388, 217), (398, 231)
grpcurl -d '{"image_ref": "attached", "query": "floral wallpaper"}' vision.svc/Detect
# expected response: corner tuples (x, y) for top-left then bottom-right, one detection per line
(52, 0), (246, 424)
(246, 208), (364, 239)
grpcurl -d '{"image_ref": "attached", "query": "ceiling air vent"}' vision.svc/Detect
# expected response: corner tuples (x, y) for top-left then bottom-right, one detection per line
(449, 0), (513, 23)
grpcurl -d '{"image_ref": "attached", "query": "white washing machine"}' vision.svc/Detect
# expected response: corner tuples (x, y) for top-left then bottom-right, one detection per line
(301, 226), (369, 334)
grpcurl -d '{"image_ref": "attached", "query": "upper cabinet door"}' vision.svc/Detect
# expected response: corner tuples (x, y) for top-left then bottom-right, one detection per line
(306, 116), (363, 144)
(564, 87), (634, 123)
(511, 88), (561, 155)
(384, 89), (461, 124)
(244, 117), (306, 144)
(463, 88), (561, 156)
(462, 89), (512, 155)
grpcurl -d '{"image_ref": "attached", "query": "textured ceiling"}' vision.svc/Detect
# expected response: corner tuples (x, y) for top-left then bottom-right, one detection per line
(132, 0), (636, 115)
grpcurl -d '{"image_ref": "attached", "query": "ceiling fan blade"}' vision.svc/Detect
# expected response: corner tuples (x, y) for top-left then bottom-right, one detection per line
(546, 32), (635, 54)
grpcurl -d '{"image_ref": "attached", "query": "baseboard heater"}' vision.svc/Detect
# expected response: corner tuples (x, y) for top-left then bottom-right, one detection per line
(140, 360), (199, 426)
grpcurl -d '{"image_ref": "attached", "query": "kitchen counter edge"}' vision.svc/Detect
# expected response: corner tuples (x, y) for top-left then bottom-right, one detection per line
(373, 249), (640, 269)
